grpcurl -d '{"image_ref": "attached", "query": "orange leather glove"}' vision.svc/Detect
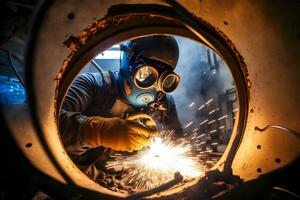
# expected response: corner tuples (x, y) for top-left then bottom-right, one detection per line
(83, 113), (158, 152)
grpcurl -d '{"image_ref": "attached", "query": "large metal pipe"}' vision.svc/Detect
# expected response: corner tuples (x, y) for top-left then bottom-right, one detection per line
(2, 0), (300, 199)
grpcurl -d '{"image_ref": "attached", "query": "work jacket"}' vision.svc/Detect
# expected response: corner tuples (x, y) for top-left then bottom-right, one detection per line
(60, 71), (183, 155)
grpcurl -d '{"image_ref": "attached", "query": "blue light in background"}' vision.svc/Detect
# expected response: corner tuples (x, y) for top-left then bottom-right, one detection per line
(0, 75), (26, 104)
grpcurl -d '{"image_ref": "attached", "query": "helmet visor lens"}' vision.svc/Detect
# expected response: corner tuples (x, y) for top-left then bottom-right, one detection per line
(162, 73), (180, 93)
(134, 66), (158, 89)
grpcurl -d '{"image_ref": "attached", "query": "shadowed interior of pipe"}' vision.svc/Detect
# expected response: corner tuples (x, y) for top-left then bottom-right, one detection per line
(54, 5), (248, 198)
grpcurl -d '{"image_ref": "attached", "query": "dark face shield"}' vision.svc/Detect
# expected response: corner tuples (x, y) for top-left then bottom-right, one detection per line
(133, 65), (180, 93)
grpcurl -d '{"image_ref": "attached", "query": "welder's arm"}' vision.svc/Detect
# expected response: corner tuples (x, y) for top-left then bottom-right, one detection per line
(59, 73), (98, 154)
(83, 114), (158, 152)
(60, 73), (157, 154)
(164, 95), (183, 137)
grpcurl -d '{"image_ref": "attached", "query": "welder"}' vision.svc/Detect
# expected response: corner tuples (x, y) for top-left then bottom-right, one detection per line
(60, 35), (183, 155)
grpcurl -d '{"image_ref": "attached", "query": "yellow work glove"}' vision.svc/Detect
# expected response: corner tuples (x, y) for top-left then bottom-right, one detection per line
(83, 113), (158, 152)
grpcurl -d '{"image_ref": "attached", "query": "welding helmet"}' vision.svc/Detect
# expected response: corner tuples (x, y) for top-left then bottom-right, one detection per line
(118, 35), (180, 108)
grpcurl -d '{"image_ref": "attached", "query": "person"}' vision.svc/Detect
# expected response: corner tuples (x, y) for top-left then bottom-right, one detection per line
(59, 35), (183, 156)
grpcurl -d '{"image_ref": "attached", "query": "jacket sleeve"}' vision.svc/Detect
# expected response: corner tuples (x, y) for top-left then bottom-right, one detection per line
(163, 95), (183, 137)
(59, 73), (103, 155)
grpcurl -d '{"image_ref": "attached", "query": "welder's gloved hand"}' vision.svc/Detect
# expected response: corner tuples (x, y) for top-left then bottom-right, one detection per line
(83, 114), (158, 152)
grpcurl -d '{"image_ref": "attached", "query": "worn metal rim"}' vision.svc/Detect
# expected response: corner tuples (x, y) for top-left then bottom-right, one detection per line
(55, 5), (249, 197)
(26, 2), (249, 198)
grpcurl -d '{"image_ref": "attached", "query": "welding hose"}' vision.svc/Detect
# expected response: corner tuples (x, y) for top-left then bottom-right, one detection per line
(255, 124), (300, 139)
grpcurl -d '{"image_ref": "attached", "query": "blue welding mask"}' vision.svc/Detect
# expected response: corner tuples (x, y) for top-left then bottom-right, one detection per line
(118, 35), (180, 108)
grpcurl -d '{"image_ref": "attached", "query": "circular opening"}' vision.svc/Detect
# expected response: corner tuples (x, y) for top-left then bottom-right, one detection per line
(133, 66), (158, 89)
(67, 12), (75, 20)
(56, 7), (248, 198)
(59, 35), (242, 196)
(257, 168), (262, 173)
(160, 72), (180, 93)
(25, 143), (32, 148)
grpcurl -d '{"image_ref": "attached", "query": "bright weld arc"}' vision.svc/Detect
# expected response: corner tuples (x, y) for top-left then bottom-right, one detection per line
(106, 131), (206, 191)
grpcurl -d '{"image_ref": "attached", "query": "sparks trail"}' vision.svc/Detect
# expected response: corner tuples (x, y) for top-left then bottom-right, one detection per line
(188, 102), (195, 107)
(198, 104), (205, 111)
(208, 119), (216, 125)
(210, 129), (217, 133)
(233, 108), (239, 112)
(199, 119), (208, 126)
(218, 115), (227, 121)
(106, 130), (206, 191)
(197, 98), (214, 111)
(218, 125), (225, 129)
(208, 108), (219, 115)
(184, 121), (194, 128)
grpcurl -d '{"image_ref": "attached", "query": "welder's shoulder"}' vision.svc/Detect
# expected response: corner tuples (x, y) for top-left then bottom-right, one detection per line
(75, 72), (106, 89)
(163, 94), (176, 109)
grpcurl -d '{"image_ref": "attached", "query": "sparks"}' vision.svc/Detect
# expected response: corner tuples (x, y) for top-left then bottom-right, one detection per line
(218, 125), (225, 129)
(184, 121), (194, 128)
(205, 98), (213, 105)
(233, 108), (239, 112)
(207, 119), (216, 125)
(199, 119), (208, 126)
(208, 109), (216, 115)
(106, 131), (205, 191)
(217, 115), (228, 121)
(192, 128), (198, 132)
(189, 102), (195, 107)
(197, 98), (213, 110)
(210, 129), (217, 133)
(198, 104), (205, 110)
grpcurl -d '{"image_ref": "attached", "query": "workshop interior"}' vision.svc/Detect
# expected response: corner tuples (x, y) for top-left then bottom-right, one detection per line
(0, 0), (299, 200)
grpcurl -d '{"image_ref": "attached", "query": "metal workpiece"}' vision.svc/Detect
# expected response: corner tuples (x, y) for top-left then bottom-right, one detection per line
(3, 0), (298, 199)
